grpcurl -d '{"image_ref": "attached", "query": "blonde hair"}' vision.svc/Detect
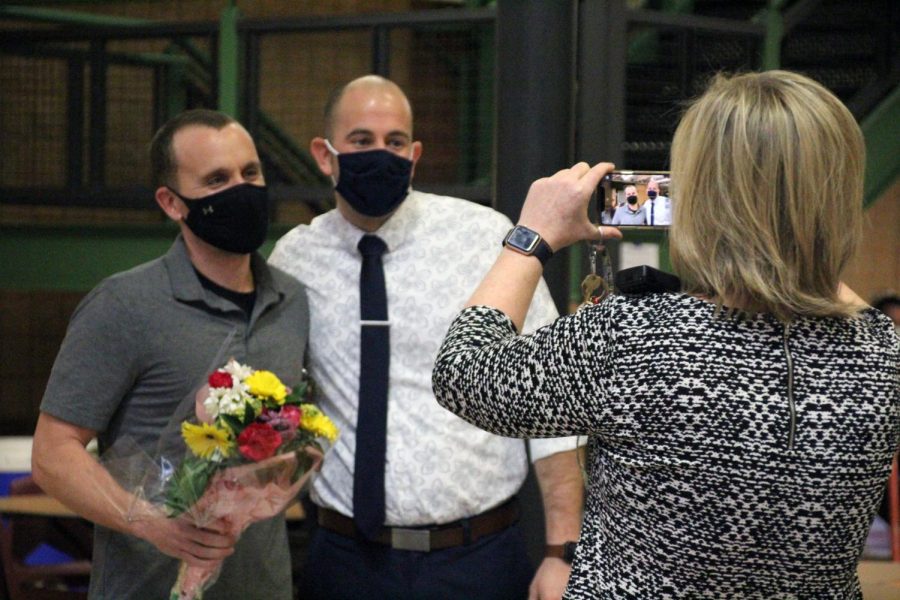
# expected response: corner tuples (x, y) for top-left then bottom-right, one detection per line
(669, 70), (865, 320)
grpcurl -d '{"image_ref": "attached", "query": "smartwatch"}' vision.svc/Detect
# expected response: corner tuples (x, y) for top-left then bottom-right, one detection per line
(502, 225), (554, 266)
(545, 541), (578, 564)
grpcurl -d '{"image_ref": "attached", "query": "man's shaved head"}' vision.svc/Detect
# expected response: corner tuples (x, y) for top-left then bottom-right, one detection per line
(323, 75), (413, 140)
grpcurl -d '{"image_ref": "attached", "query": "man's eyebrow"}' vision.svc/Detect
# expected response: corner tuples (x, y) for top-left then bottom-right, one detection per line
(345, 128), (373, 139)
(198, 167), (229, 181)
(197, 161), (260, 181)
(345, 128), (411, 141)
(385, 130), (411, 140)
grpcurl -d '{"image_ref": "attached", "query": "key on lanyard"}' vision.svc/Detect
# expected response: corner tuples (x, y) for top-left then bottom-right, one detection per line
(580, 243), (612, 307)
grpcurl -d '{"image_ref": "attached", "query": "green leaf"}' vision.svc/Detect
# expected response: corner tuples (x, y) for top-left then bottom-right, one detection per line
(283, 388), (302, 406)
(284, 378), (314, 405)
(164, 457), (218, 517)
(242, 401), (257, 425)
(220, 413), (243, 435)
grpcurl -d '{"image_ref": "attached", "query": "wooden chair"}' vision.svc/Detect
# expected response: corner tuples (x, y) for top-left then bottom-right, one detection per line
(0, 476), (92, 600)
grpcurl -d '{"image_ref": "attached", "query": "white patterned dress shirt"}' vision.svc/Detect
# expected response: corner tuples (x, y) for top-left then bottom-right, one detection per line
(644, 195), (672, 226)
(270, 190), (578, 526)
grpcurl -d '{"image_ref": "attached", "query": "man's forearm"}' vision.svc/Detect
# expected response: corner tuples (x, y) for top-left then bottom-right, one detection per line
(32, 412), (148, 535)
(534, 448), (584, 544)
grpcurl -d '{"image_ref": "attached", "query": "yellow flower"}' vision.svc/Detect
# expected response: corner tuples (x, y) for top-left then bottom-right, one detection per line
(182, 422), (232, 459)
(300, 404), (339, 442)
(245, 370), (288, 404)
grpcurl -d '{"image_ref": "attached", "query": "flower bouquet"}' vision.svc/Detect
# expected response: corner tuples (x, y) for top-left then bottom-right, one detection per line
(161, 359), (337, 600)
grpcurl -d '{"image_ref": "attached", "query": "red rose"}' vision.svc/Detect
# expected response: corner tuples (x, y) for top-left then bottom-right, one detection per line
(208, 370), (233, 389)
(237, 422), (281, 461)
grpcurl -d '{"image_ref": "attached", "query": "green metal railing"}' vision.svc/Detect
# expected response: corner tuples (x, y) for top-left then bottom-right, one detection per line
(1, 1), (896, 298)
(567, 0), (898, 306)
(0, 3), (326, 191)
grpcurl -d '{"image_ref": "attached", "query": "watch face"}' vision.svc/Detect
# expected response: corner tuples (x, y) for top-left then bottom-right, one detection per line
(506, 226), (540, 253)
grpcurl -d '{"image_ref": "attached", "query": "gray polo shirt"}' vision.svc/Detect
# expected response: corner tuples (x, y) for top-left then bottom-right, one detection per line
(611, 203), (647, 225)
(41, 235), (308, 600)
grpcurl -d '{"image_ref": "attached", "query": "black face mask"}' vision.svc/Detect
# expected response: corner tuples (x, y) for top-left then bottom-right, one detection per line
(626, 195), (638, 206)
(326, 141), (413, 217)
(169, 183), (269, 254)
(647, 190), (658, 199)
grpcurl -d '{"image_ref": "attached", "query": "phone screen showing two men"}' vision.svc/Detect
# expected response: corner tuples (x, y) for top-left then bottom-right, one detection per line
(595, 170), (671, 229)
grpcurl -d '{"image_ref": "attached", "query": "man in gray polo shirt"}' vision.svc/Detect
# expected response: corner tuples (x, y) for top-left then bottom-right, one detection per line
(611, 185), (647, 226)
(32, 110), (308, 599)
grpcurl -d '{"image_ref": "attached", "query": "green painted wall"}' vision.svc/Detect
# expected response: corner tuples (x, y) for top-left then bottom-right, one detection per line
(861, 85), (900, 207)
(0, 224), (293, 292)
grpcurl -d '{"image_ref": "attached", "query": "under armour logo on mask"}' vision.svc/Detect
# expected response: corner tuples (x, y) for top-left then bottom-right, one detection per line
(203, 206), (214, 215)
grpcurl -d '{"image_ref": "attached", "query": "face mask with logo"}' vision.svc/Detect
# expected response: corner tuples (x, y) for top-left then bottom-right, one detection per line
(647, 190), (658, 199)
(626, 195), (638, 206)
(168, 183), (269, 254)
(324, 139), (413, 217)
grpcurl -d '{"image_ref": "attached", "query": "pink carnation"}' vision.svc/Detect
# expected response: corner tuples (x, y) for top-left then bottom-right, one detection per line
(259, 406), (302, 442)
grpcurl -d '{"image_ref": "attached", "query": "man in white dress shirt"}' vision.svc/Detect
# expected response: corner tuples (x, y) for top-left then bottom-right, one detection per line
(270, 75), (583, 599)
(643, 178), (672, 226)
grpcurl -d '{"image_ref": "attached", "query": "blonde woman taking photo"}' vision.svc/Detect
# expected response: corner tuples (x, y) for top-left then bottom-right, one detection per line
(432, 71), (899, 597)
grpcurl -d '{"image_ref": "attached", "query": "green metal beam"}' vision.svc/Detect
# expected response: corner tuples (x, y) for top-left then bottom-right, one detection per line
(3, 0), (155, 4)
(217, 3), (240, 118)
(257, 113), (330, 185)
(627, 0), (695, 64)
(660, 0), (695, 10)
(161, 48), (188, 122)
(760, 0), (787, 70)
(0, 5), (150, 27)
(1, 42), (189, 68)
(861, 84), (900, 207)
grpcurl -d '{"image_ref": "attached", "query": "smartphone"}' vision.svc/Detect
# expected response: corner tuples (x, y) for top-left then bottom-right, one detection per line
(616, 265), (681, 294)
(596, 170), (672, 228)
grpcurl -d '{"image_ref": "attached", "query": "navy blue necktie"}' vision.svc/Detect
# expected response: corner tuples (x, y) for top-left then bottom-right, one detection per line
(353, 234), (390, 540)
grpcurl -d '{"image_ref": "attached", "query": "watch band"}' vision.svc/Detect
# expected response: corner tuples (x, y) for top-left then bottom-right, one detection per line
(502, 225), (554, 266)
(528, 237), (554, 266)
(545, 541), (577, 564)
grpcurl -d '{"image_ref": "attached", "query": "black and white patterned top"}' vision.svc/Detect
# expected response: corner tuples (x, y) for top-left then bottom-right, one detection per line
(432, 292), (900, 598)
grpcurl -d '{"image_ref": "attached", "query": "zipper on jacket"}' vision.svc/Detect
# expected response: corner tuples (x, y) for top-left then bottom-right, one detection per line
(782, 322), (796, 450)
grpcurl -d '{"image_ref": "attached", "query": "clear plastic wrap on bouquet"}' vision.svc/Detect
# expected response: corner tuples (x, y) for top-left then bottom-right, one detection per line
(100, 352), (337, 600)
(168, 447), (323, 600)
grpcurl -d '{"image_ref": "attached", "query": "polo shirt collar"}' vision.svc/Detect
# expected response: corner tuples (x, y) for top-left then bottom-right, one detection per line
(164, 234), (283, 313)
